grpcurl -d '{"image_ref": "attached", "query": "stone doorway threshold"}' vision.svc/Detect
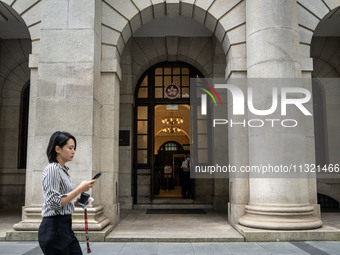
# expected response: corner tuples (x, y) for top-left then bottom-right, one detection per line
(105, 209), (244, 242)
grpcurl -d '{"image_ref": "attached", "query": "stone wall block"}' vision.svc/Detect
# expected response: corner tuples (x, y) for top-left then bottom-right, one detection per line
(67, 136), (93, 171)
(69, 0), (95, 29)
(186, 37), (207, 60)
(0, 106), (19, 129)
(132, 42), (150, 68)
(195, 39), (212, 67)
(299, 27), (314, 45)
(130, 13), (142, 33)
(204, 12), (217, 33)
(301, 58), (313, 71)
(138, 182), (151, 196)
(195, 0), (214, 11)
(121, 23), (132, 43)
(221, 34), (230, 55)
(12, 0), (39, 15)
(65, 62), (94, 89)
(0, 127), (17, 153)
(100, 105), (115, 138)
(297, 4), (320, 31)
(208, 0), (242, 20)
(298, 0), (330, 20)
(27, 136), (49, 171)
(21, 1), (41, 27)
(228, 24), (245, 45)
(300, 44), (311, 58)
(152, 0), (165, 19)
(105, 0), (139, 20)
(322, 0), (340, 11)
(116, 35), (125, 56)
(219, 1), (245, 33)
(0, 150), (17, 168)
(40, 30), (95, 63)
(230, 43), (246, 59)
(181, 1), (194, 18)
(166, 0), (179, 18)
(41, 0), (68, 29)
(102, 45), (120, 61)
(102, 2), (128, 32)
(140, 6), (153, 24)
(37, 63), (65, 97)
(134, 38), (159, 62)
(98, 138), (115, 172)
(132, 0), (151, 12)
(177, 37), (192, 57)
(120, 95), (133, 104)
(214, 22), (226, 43)
(166, 36), (179, 56)
(192, 5), (206, 24)
(119, 173), (132, 197)
(31, 40), (40, 54)
(151, 38), (167, 58)
(101, 26), (120, 45)
(1, 98), (20, 107)
(28, 22), (41, 41)
(1, 87), (20, 98)
(101, 73), (119, 105)
(35, 98), (93, 134)
(137, 175), (151, 185)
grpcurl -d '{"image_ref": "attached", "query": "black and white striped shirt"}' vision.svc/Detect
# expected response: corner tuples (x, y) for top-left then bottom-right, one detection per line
(41, 162), (75, 217)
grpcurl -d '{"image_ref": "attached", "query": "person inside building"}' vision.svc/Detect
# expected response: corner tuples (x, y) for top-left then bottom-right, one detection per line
(38, 131), (96, 255)
(181, 154), (191, 198)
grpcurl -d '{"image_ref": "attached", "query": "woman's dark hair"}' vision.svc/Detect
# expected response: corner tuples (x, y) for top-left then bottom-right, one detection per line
(46, 131), (77, 163)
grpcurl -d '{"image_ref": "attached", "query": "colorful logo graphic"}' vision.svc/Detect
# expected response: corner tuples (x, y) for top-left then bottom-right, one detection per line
(197, 82), (222, 106)
(197, 82), (222, 115)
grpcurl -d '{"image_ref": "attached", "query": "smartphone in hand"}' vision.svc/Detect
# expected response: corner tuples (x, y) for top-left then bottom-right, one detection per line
(92, 172), (102, 180)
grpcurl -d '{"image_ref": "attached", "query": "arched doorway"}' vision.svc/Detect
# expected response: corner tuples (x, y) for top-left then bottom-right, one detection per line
(0, 2), (31, 210)
(134, 61), (203, 202)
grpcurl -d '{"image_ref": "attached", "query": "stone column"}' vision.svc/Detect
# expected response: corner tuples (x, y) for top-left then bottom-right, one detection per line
(238, 0), (322, 230)
(10, 0), (112, 240)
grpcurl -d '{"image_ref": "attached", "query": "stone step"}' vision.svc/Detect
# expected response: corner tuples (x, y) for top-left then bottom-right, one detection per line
(152, 198), (194, 204)
(133, 203), (213, 209)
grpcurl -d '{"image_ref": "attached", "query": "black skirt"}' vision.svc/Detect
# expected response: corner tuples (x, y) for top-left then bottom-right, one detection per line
(38, 214), (82, 255)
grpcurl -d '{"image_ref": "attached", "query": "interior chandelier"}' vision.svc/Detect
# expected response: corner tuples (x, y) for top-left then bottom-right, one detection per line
(162, 126), (182, 133)
(161, 116), (184, 125)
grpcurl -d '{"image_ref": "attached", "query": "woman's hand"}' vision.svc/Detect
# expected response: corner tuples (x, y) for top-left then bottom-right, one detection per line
(77, 179), (96, 193)
(74, 197), (90, 207)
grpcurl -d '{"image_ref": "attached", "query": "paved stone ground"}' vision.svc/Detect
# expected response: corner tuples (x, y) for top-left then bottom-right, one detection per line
(1, 209), (340, 254)
(106, 209), (244, 242)
(1, 241), (340, 254)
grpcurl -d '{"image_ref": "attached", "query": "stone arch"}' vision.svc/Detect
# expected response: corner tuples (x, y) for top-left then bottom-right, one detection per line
(101, 0), (246, 78)
(121, 36), (226, 93)
(1, 0), (42, 49)
(296, 0), (339, 60)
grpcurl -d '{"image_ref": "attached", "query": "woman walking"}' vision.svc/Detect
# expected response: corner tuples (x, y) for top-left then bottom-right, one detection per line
(38, 131), (96, 254)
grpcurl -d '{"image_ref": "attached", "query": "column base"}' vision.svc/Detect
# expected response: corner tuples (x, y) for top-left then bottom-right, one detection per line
(6, 205), (116, 241)
(238, 204), (323, 230)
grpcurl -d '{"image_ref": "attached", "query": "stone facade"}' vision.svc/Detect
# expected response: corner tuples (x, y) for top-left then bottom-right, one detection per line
(0, 0), (339, 240)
